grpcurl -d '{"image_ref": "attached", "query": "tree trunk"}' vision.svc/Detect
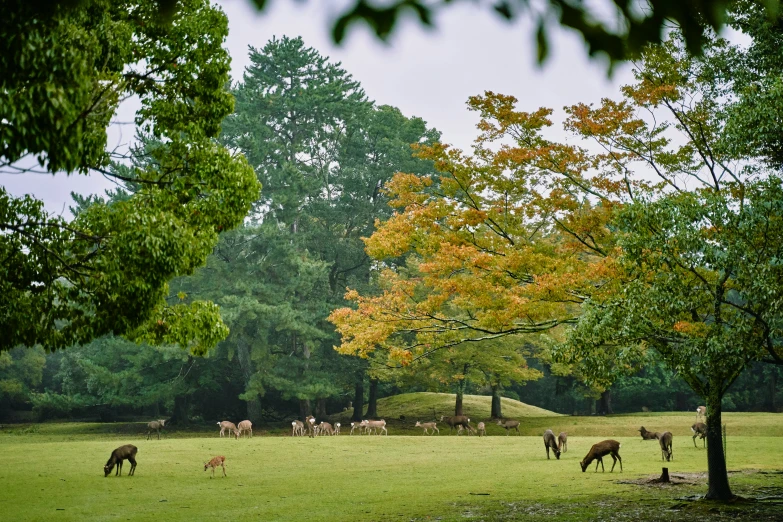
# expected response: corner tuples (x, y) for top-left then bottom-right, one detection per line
(171, 394), (190, 426)
(770, 370), (777, 413)
(235, 339), (263, 424)
(596, 389), (613, 415)
(366, 378), (379, 418)
(705, 386), (733, 500)
(352, 379), (364, 422)
(491, 384), (503, 419)
(316, 398), (327, 418)
(455, 391), (464, 416)
(299, 399), (311, 420)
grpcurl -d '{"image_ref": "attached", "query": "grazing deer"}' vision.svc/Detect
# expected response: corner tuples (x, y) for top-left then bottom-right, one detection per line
(659, 431), (673, 461)
(204, 456), (226, 478)
(496, 418), (521, 435)
(305, 415), (316, 438)
(476, 422), (486, 437)
(146, 419), (166, 440)
(318, 422), (335, 436)
(580, 440), (622, 473)
(696, 405), (707, 421)
(104, 444), (138, 477)
(291, 420), (305, 436)
(236, 420), (253, 438)
(415, 421), (439, 435)
(691, 422), (707, 448)
(543, 429), (561, 460)
(558, 432), (568, 452)
(217, 421), (237, 438)
(440, 415), (472, 435)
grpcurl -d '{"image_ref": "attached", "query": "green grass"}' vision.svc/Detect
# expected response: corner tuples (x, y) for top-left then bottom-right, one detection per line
(2, 410), (783, 521)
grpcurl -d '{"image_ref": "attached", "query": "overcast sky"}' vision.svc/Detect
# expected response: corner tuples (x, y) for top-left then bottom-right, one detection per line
(2, 0), (635, 215)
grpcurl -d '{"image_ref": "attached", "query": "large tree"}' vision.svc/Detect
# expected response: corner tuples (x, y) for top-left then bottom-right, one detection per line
(0, 0), (259, 353)
(170, 37), (439, 422)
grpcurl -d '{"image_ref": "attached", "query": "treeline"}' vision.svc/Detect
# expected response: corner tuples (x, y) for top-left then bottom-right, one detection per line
(2, 339), (781, 422)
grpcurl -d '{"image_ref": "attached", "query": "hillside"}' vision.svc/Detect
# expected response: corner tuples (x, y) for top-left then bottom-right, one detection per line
(331, 392), (560, 425)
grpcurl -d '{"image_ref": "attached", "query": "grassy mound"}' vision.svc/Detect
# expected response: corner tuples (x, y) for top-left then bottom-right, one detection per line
(370, 392), (561, 421)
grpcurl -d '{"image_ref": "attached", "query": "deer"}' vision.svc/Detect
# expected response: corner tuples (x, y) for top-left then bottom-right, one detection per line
(318, 421), (335, 436)
(457, 423), (476, 436)
(334, 422), (341, 435)
(476, 422), (486, 437)
(691, 422), (707, 448)
(104, 444), (138, 477)
(415, 421), (439, 435)
(217, 421), (237, 438)
(543, 429), (561, 460)
(496, 418), (521, 435)
(204, 456), (226, 478)
(659, 431), (673, 461)
(638, 426), (660, 440)
(305, 415), (316, 438)
(291, 420), (305, 436)
(580, 440), (622, 473)
(146, 419), (166, 440)
(696, 405), (707, 422)
(440, 415), (471, 435)
(365, 419), (387, 435)
(558, 432), (568, 452)
(349, 420), (365, 435)
(236, 420), (253, 438)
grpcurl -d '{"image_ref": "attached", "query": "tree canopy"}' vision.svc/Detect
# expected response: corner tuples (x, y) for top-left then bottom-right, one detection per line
(1, 0), (260, 353)
(34, 0), (781, 66)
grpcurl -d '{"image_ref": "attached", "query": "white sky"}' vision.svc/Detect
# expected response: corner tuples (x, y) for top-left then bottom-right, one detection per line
(2, 0), (635, 215)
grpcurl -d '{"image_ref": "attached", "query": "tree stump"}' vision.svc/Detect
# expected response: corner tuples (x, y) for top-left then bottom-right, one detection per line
(658, 467), (670, 483)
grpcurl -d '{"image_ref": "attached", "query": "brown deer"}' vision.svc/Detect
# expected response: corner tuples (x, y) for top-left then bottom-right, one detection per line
(580, 440), (622, 473)
(638, 426), (660, 440)
(365, 419), (388, 435)
(543, 429), (561, 460)
(558, 432), (568, 452)
(691, 422), (707, 448)
(217, 421), (237, 438)
(476, 422), (486, 437)
(146, 419), (166, 440)
(415, 421), (439, 435)
(440, 415), (471, 435)
(291, 420), (305, 436)
(696, 405), (707, 422)
(104, 444), (138, 477)
(495, 418), (521, 435)
(318, 421), (335, 436)
(659, 431), (673, 461)
(236, 420), (253, 438)
(305, 415), (316, 438)
(204, 456), (226, 478)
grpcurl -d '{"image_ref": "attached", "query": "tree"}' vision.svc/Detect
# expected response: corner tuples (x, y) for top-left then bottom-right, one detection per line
(32, 0), (781, 67)
(331, 24), (783, 500)
(1, 0), (260, 353)
(169, 36), (439, 421)
(0, 346), (46, 417)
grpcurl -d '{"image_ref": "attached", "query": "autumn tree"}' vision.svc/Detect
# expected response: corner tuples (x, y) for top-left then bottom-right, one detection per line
(331, 22), (783, 500)
(1, 0), (259, 353)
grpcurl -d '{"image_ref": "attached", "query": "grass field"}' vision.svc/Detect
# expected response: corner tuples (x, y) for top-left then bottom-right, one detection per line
(2, 397), (782, 521)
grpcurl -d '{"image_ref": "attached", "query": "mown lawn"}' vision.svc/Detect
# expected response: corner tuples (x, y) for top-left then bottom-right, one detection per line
(2, 413), (782, 521)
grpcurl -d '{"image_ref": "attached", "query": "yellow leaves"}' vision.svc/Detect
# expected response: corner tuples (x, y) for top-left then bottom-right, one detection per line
(672, 320), (708, 337)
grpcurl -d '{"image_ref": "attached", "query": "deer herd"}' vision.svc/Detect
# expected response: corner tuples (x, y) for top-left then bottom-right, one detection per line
(102, 404), (711, 478)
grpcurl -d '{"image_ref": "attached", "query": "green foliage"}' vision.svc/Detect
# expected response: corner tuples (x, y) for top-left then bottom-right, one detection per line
(0, 0), (260, 352)
(0, 346), (45, 412)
